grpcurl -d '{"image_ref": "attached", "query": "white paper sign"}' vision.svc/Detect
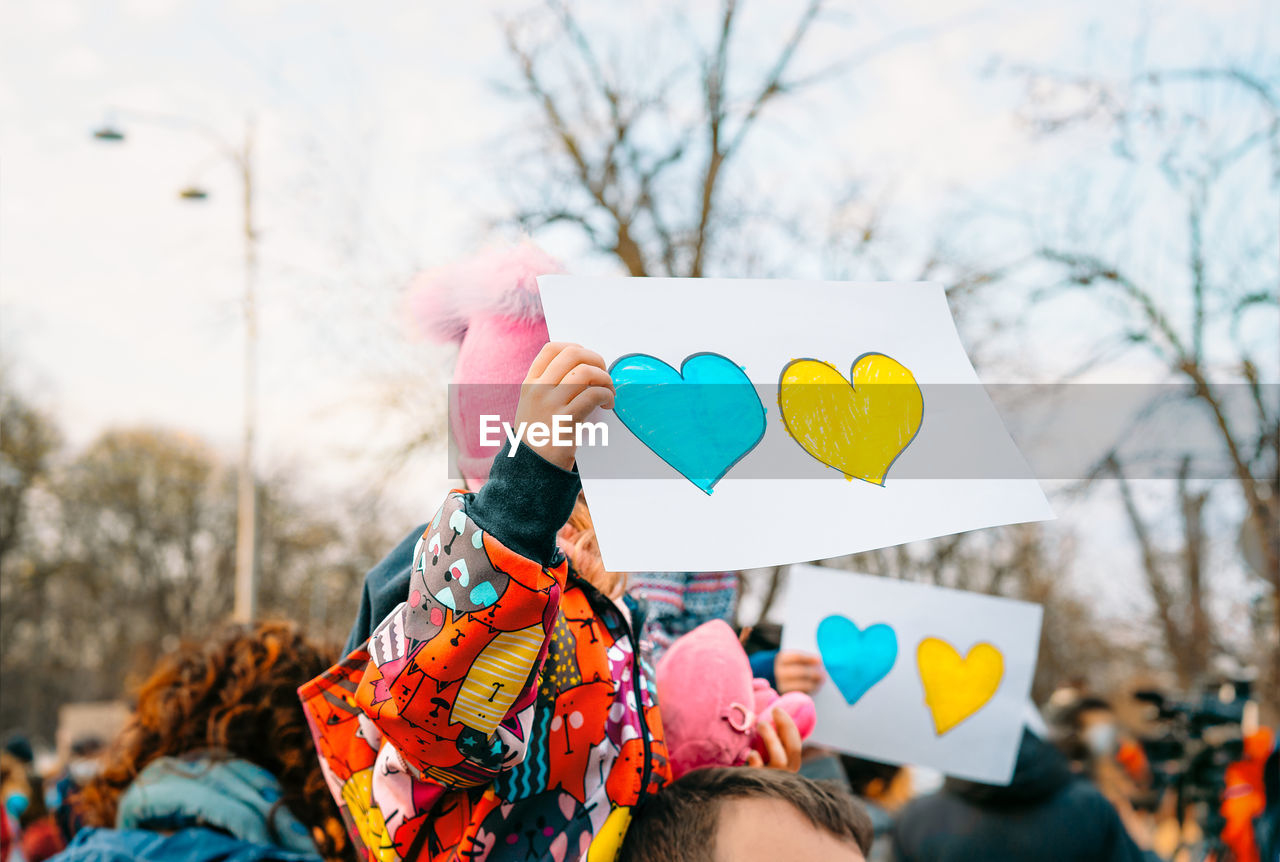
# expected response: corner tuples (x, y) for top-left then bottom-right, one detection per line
(780, 564), (1043, 784)
(537, 277), (1053, 572)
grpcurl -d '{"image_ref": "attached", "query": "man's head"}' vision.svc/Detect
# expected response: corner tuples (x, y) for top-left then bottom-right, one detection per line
(619, 767), (873, 862)
(1063, 696), (1118, 760)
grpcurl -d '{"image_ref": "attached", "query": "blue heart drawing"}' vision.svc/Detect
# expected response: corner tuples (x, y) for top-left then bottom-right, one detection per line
(609, 352), (766, 494)
(816, 615), (898, 705)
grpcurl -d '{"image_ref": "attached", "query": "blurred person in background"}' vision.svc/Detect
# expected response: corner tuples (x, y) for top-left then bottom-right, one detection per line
(46, 738), (106, 845)
(1058, 697), (1122, 771)
(1220, 724), (1276, 862)
(2, 736), (37, 830)
(2, 737), (64, 862)
(840, 756), (913, 862)
(2, 798), (11, 862)
(1256, 745), (1278, 862)
(891, 726), (1160, 862)
(50, 622), (350, 862)
(1055, 697), (1150, 807)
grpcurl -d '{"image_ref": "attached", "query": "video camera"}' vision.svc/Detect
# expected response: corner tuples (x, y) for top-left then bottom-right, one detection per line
(1133, 679), (1252, 853)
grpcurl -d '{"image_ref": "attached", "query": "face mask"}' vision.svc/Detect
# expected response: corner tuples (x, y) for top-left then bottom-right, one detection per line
(1084, 722), (1118, 757)
(69, 758), (101, 784)
(4, 792), (29, 819)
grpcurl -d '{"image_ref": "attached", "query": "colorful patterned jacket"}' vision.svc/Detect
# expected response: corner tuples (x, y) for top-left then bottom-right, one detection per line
(299, 444), (670, 861)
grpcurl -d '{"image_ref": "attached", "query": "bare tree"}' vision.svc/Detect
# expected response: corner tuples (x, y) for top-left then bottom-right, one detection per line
(0, 371), (61, 662)
(499, 0), (843, 277)
(496, 4), (1127, 697)
(0, 416), (397, 742)
(1107, 455), (1217, 687)
(1010, 58), (1280, 703)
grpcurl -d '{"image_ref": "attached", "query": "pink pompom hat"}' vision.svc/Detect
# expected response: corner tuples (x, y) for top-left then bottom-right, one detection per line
(407, 240), (564, 488)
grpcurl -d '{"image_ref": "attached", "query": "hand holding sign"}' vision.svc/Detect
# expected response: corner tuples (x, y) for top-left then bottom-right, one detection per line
(516, 342), (615, 470)
(537, 277), (1052, 572)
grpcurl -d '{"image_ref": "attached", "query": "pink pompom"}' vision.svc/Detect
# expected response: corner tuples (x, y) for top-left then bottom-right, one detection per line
(406, 239), (564, 344)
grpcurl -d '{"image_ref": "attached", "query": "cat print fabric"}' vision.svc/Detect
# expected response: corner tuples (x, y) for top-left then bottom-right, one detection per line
(299, 492), (670, 861)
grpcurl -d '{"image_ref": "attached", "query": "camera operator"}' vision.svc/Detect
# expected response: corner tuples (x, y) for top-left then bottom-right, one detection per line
(1133, 678), (1275, 862)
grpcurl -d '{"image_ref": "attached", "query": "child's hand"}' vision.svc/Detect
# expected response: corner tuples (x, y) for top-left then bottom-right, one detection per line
(515, 342), (615, 470)
(746, 708), (803, 772)
(775, 651), (825, 695)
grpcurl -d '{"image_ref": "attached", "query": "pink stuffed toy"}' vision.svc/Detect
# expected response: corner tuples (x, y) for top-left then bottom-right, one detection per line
(655, 620), (817, 777)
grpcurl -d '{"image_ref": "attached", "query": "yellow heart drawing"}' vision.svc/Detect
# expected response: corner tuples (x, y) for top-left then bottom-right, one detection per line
(777, 353), (923, 485)
(916, 637), (1004, 735)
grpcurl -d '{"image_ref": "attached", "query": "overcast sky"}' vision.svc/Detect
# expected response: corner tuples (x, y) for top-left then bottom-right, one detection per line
(2, 0), (1274, 623)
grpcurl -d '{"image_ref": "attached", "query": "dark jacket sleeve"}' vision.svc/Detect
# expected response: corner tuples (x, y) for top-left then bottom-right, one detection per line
(342, 441), (580, 654)
(466, 441), (581, 565)
(343, 522), (428, 655)
(749, 649), (779, 687)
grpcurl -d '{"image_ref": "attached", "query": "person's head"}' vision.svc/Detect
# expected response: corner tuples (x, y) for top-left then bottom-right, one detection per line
(1065, 696), (1117, 759)
(840, 755), (912, 812)
(1, 749), (45, 826)
(79, 621), (346, 860)
(619, 767), (873, 862)
(67, 736), (107, 786)
(2, 734), (34, 767)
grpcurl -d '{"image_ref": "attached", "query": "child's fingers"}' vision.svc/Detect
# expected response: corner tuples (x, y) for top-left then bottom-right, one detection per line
(565, 385), (615, 419)
(555, 374), (615, 418)
(773, 709), (803, 768)
(745, 751), (764, 768)
(541, 345), (607, 385)
(556, 364), (614, 398)
(526, 342), (570, 382)
(778, 650), (822, 668)
(756, 720), (787, 770)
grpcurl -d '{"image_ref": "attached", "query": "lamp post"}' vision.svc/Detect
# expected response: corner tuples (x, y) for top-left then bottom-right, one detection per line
(93, 113), (260, 622)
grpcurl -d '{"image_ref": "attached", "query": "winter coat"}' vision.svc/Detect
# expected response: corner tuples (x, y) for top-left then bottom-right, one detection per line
(299, 444), (670, 861)
(53, 828), (318, 862)
(51, 755), (320, 862)
(891, 730), (1152, 862)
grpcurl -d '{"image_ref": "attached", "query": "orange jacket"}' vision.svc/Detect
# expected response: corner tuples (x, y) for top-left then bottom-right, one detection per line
(1221, 727), (1274, 862)
(300, 490), (669, 861)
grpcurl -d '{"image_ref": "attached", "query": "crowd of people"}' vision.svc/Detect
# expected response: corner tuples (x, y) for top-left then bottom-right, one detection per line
(2, 243), (1276, 862)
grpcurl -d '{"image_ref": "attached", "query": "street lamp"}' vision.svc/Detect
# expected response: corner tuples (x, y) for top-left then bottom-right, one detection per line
(92, 111), (261, 623)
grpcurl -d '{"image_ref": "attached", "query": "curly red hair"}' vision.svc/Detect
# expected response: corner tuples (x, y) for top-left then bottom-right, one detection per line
(79, 621), (350, 861)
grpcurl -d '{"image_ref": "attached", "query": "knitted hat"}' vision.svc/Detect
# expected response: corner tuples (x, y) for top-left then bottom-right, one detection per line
(3, 733), (33, 764)
(408, 241), (563, 487)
